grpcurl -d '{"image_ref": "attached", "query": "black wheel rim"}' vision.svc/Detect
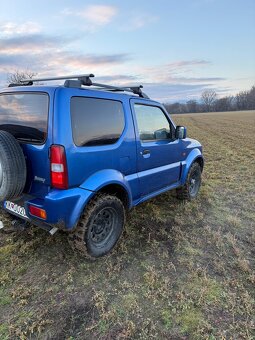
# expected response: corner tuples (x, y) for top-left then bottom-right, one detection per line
(89, 207), (117, 247)
(189, 169), (201, 196)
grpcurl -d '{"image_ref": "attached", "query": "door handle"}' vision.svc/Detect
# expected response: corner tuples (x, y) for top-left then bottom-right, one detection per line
(140, 149), (151, 157)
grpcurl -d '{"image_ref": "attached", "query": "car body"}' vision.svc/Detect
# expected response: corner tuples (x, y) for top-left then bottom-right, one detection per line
(0, 75), (204, 256)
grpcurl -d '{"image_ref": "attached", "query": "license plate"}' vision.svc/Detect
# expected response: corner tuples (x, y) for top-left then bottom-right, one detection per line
(4, 201), (28, 219)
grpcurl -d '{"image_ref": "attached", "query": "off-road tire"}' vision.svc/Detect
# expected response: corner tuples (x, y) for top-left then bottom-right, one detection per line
(0, 131), (26, 201)
(176, 162), (201, 200)
(68, 194), (125, 258)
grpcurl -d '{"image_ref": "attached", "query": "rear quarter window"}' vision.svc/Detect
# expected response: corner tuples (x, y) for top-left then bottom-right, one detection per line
(71, 97), (125, 146)
(0, 92), (49, 144)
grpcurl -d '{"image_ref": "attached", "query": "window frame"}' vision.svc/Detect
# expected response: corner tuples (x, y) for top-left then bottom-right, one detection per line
(70, 96), (126, 147)
(133, 103), (175, 143)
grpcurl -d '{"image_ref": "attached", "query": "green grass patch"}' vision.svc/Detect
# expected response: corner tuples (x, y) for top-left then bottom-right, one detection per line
(178, 307), (205, 334)
(0, 323), (9, 340)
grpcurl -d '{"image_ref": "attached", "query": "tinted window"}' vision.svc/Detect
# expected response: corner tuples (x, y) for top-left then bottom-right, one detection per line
(134, 104), (171, 141)
(71, 97), (125, 146)
(0, 93), (48, 143)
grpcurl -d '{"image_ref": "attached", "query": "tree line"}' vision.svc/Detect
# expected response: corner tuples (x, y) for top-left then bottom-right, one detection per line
(164, 85), (255, 114)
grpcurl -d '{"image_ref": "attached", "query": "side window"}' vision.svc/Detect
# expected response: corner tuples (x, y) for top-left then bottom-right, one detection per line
(134, 104), (172, 141)
(71, 97), (125, 146)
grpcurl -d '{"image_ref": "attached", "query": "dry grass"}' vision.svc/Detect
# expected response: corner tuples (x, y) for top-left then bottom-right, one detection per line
(0, 110), (254, 339)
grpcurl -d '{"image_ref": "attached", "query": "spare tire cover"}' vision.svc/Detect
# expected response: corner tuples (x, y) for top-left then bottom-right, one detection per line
(0, 130), (27, 201)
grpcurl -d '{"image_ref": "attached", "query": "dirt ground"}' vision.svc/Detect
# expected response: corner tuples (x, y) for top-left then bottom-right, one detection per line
(0, 110), (254, 339)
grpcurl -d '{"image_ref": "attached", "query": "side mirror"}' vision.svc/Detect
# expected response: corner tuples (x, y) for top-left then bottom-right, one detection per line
(175, 126), (187, 139)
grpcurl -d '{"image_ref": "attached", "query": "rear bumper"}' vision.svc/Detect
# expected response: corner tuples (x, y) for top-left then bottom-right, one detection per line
(1, 187), (95, 231)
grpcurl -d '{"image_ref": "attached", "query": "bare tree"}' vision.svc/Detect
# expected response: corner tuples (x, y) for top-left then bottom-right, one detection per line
(247, 85), (255, 109)
(235, 91), (249, 110)
(201, 90), (217, 112)
(165, 102), (187, 114)
(186, 100), (198, 113)
(215, 96), (233, 112)
(7, 70), (37, 85)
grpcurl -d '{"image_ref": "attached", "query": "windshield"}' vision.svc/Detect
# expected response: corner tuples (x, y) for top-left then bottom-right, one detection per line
(0, 92), (49, 143)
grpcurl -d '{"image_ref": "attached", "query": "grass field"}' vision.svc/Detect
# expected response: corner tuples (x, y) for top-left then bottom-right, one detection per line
(0, 110), (254, 339)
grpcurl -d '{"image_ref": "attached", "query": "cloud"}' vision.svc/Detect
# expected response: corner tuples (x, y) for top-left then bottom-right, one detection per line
(89, 61), (225, 101)
(0, 34), (68, 54)
(166, 60), (210, 68)
(0, 32), (131, 86)
(143, 83), (216, 102)
(140, 59), (214, 84)
(123, 60), (227, 101)
(0, 51), (130, 75)
(0, 27), (227, 101)
(162, 76), (225, 84)
(95, 75), (138, 83)
(62, 5), (118, 31)
(0, 21), (41, 36)
(41, 52), (130, 74)
(79, 5), (117, 25)
(121, 13), (158, 31)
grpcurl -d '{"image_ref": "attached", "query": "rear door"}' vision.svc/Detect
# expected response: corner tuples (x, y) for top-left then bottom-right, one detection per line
(0, 90), (53, 197)
(130, 100), (182, 196)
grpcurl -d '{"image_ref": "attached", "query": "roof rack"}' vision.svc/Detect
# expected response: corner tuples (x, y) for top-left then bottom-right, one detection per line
(9, 74), (149, 99)
(8, 81), (33, 87)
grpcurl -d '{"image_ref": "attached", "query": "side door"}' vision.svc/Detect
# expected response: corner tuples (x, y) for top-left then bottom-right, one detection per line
(131, 100), (182, 196)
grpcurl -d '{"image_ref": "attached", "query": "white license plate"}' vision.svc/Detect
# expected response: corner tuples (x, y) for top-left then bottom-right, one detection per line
(4, 201), (28, 219)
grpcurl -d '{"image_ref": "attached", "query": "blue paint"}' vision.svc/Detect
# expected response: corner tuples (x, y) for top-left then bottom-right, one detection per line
(1, 85), (203, 230)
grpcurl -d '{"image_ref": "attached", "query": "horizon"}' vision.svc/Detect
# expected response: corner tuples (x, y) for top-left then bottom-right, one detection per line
(0, 0), (255, 102)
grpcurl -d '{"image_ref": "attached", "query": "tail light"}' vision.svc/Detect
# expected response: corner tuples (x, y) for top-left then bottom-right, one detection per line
(50, 145), (68, 189)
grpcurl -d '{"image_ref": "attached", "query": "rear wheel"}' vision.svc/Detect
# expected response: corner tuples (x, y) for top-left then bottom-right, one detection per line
(176, 162), (202, 200)
(68, 194), (125, 258)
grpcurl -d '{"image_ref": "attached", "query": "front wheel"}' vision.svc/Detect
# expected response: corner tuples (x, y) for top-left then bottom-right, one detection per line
(176, 162), (202, 200)
(68, 194), (125, 258)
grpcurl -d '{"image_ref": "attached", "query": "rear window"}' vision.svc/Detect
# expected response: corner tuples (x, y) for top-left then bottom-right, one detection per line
(0, 92), (49, 143)
(71, 97), (125, 146)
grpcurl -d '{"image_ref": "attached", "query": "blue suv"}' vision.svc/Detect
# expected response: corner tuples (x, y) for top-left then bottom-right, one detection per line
(0, 74), (204, 258)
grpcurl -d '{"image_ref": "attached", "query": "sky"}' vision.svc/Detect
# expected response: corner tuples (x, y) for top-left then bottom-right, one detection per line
(0, 0), (254, 102)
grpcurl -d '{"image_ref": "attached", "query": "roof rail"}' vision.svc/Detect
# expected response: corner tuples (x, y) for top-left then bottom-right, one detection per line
(20, 74), (95, 85)
(89, 82), (149, 99)
(10, 74), (150, 99)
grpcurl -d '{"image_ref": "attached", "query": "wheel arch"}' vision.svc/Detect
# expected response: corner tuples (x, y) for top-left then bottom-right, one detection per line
(96, 184), (130, 210)
(180, 148), (204, 185)
(80, 169), (133, 210)
(194, 156), (204, 172)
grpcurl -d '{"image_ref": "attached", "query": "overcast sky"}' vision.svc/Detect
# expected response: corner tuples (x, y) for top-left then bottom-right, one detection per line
(0, 0), (254, 102)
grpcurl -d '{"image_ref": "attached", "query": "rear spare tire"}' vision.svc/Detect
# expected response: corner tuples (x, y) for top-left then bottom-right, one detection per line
(0, 131), (26, 201)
